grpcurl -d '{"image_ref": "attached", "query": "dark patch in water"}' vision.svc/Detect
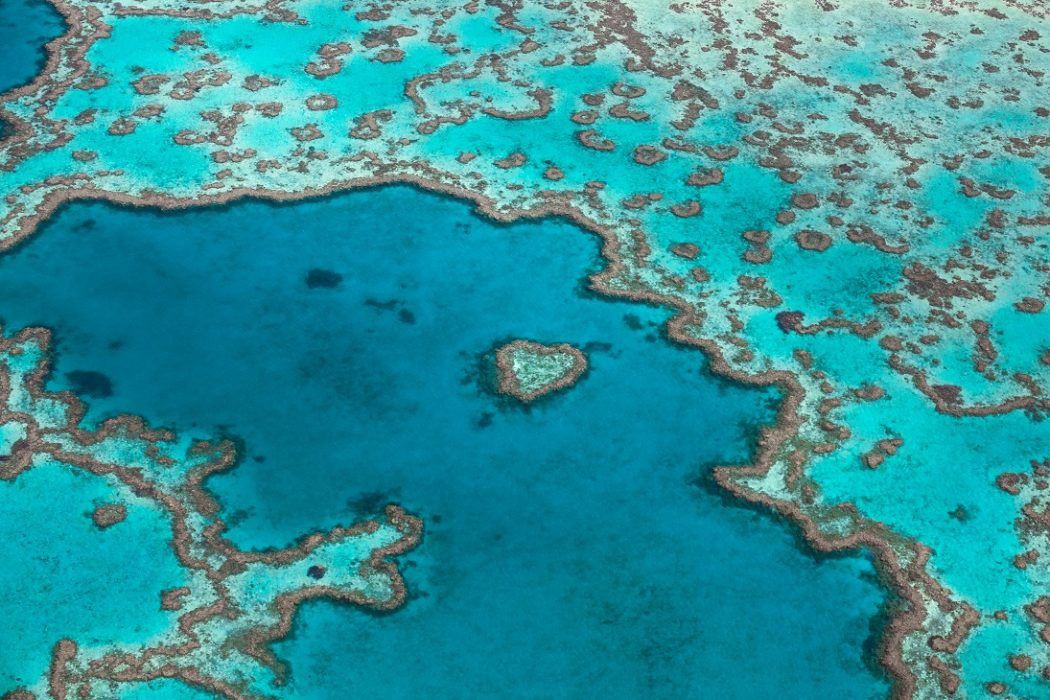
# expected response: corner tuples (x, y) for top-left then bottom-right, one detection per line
(476, 411), (494, 429)
(64, 370), (113, 398)
(398, 308), (416, 324)
(305, 268), (343, 289)
(346, 490), (393, 516)
(224, 508), (253, 528)
(364, 297), (399, 310)
(623, 313), (643, 330)
(583, 341), (612, 353)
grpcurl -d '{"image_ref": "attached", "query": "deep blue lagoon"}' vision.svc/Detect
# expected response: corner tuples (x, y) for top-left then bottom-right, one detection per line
(0, 186), (888, 697)
(0, 0), (64, 95)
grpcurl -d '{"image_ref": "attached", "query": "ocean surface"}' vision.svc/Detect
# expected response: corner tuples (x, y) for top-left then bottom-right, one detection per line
(0, 185), (889, 697)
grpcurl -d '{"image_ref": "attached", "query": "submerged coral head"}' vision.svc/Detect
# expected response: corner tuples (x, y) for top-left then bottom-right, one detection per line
(495, 340), (588, 403)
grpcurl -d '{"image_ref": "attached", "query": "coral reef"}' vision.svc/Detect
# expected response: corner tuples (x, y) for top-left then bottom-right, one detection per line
(0, 0), (1047, 695)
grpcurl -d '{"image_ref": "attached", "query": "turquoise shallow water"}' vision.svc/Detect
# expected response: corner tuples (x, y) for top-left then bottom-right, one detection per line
(0, 186), (889, 697)
(0, 458), (185, 689)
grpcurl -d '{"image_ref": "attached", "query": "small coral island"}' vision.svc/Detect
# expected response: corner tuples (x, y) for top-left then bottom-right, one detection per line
(495, 340), (588, 403)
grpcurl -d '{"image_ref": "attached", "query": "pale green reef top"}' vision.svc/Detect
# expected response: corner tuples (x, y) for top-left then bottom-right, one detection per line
(0, 0), (1047, 698)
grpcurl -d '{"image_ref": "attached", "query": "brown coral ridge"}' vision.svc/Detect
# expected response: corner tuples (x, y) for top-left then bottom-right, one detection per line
(90, 502), (127, 528)
(494, 339), (588, 403)
(0, 324), (422, 698)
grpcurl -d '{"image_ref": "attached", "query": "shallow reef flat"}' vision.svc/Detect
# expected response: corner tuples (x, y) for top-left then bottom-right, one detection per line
(0, 0), (1047, 698)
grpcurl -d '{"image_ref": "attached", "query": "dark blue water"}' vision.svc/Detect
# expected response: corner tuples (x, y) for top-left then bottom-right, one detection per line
(0, 187), (888, 697)
(0, 0), (65, 95)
